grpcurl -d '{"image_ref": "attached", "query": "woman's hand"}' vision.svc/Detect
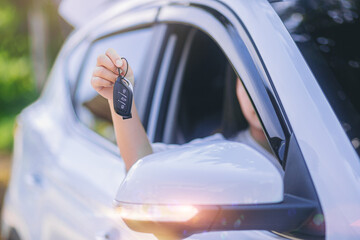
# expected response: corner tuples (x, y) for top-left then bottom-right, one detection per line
(91, 48), (134, 100)
(91, 48), (152, 171)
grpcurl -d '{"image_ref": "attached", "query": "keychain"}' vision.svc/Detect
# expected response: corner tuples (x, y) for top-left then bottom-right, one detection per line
(113, 57), (133, 119)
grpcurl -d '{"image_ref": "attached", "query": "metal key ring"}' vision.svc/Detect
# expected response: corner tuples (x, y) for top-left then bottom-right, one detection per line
(118, 57), (129, 78)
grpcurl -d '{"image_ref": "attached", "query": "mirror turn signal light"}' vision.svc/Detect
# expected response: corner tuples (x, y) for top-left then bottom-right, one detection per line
(115, 203), (199, 222)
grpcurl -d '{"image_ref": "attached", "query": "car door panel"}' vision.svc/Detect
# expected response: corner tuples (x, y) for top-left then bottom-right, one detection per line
(41, 133), (144, 240)
(37, 8), (163, 240)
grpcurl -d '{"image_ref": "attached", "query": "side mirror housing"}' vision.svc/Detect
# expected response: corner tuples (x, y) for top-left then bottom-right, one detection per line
(114, 141), (315, 239)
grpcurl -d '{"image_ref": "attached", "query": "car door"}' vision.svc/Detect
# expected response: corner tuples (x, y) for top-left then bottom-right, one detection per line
(39, 7), (165, 240)
(147, 2), (326, 239)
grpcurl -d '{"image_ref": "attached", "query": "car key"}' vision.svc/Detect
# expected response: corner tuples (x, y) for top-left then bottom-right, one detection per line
(113, 58), (133, 119)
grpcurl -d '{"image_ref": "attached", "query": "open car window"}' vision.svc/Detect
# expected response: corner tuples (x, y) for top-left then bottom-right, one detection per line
(156, 26), (258, 150)
(160, 29), (248, 144)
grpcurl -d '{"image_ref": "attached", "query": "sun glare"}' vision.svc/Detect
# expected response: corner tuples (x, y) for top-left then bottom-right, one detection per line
(116, 203), (199, 222)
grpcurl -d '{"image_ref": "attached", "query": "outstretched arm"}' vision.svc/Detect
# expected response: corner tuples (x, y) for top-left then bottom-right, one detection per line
(91, 48), (153, 171)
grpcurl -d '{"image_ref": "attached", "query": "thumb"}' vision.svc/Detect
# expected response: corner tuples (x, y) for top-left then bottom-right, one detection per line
(105, 48), (123, 68)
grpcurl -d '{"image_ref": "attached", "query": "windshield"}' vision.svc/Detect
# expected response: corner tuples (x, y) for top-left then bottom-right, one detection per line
(272, 0), (360, 157)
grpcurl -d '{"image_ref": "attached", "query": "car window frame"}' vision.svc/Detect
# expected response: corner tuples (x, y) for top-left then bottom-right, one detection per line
(64, 8), (166, 154)
(161, 28), (197, 144)
(145, 24), (194, 142)
(156, 3), (291, 165)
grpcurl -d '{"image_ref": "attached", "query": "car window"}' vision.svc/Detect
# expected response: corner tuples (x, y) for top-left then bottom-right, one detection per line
(74, 27), (153, 142)
(165, 29), (242, 144)
(272, 0), (360, 157)
(158, 27), (257, 148)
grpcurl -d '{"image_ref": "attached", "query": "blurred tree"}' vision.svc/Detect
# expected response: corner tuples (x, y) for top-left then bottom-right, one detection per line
(27, 0), (72, 90)
(28, 0), (49, 90)
(0, 0), (71, 152)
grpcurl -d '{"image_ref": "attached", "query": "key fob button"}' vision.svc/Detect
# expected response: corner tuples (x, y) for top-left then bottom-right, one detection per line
(113, 76), (133, 119)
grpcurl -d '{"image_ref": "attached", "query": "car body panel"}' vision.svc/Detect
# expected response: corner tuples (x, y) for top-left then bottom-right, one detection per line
(219, 0), (360, 238)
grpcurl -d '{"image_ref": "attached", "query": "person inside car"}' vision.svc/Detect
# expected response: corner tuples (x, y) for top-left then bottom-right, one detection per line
(90, 48), (284, 176)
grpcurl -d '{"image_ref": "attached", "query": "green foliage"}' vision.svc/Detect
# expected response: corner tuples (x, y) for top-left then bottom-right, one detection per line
(0, 0), (69, 153)
(0, 54), (37, 112)
(0, 0), (38, 152)
(0, 115), (17, 151)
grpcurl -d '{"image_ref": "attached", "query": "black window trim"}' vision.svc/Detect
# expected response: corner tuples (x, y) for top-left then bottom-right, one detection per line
(148, 25), (195, 143)
(161, 28), (197, 144)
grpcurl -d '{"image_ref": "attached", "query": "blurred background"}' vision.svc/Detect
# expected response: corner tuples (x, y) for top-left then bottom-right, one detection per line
(0, 0), (73, 235)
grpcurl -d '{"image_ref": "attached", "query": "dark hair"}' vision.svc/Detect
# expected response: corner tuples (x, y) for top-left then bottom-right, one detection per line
(218, 64), (249, 139)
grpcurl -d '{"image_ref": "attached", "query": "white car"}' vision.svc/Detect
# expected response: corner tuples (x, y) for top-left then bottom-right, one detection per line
(2, 0), (360, 239)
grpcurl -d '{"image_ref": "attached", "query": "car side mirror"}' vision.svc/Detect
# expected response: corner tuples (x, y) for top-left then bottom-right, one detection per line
(114, 141), (316, 240)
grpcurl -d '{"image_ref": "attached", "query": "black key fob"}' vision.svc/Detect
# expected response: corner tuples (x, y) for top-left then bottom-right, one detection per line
(113, 75), (133, 119)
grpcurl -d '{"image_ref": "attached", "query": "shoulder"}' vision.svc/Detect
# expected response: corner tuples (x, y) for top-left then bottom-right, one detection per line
(152, 133), (226, 153)
(188, 133), (225, 144)
(230, 129), (252, 144)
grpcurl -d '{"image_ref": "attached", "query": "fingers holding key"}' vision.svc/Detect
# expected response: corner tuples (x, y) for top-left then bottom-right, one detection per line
(96, 53), (118, 75)
(93, 66), (118, 83)
(92, 48), (135, 100)
(106, 48), (122, 67)
(91, 76), (113, 88)
(91, 76), (114, 100)
(104, 48), (134, 84)
(105, 48), (127, 74)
